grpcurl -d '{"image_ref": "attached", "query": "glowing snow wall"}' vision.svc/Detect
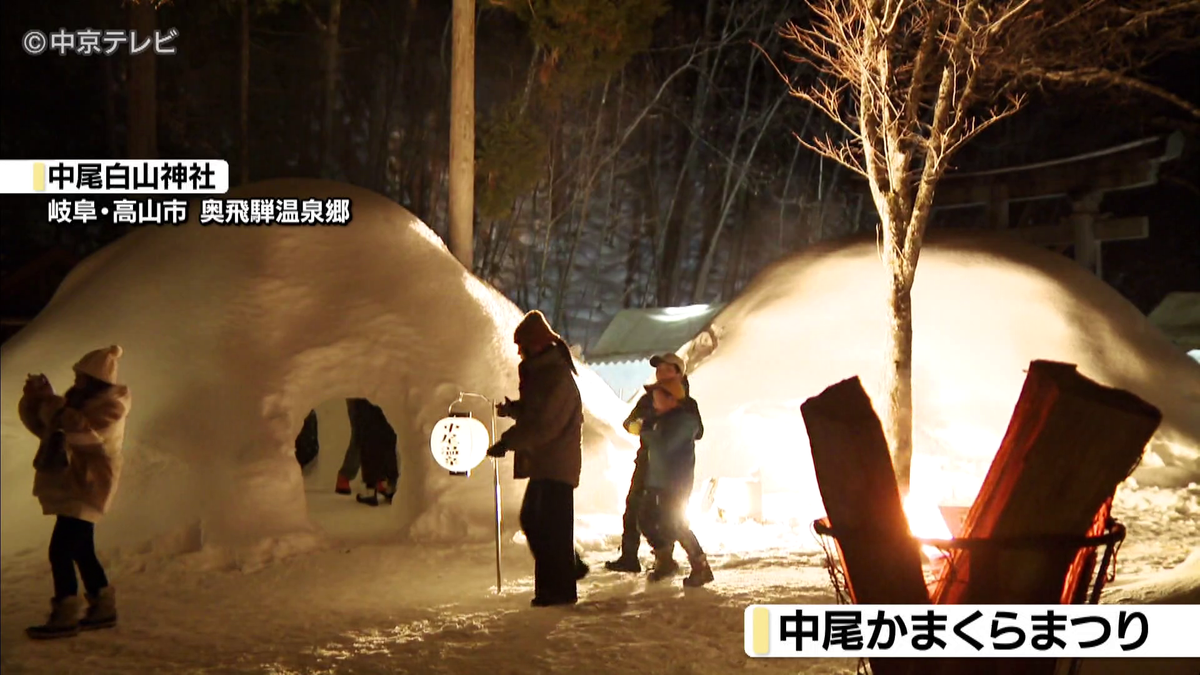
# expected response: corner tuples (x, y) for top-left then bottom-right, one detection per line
(683, 233), (1200, 529)
(0, 179), (634, 563)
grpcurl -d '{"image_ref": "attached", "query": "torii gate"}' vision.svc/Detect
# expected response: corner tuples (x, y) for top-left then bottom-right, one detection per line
(930, 132), (1184, 277)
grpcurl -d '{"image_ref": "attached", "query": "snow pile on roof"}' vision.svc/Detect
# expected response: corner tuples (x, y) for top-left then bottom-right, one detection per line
(0, 179), (633, 567)
(683, 233), (1200, 524)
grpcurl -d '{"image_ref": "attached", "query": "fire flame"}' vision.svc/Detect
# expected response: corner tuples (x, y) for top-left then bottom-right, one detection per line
(902, 494), (955, 561)
(592, 429), (974, 558)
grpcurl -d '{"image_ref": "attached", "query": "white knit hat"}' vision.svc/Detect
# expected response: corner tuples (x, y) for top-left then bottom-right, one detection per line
(73, 345), (123, 384)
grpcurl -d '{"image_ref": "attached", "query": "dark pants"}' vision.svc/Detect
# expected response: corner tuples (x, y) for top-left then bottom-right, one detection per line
(351, 400), (399, 488)
(361, 442), (399, 488)
(638, 488), (704, 562)
(49, 516), (109, 599)
(294, 410), (320, 467)
(520, 479), (577, 602)
(339, 400), (361, 479)
(618, 448), (648, 558)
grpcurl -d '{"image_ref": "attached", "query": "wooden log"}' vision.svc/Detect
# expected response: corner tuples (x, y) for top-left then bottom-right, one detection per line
(803, 377), (931, 604)
(934, 361), (1160, 605)
(802, 377), (929, 675)
(929, 361), (1160, 675)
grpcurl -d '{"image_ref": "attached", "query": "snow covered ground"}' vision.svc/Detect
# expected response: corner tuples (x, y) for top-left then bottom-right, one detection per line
(2, 401), (1196, 675)
(1, 474), (1195, 675)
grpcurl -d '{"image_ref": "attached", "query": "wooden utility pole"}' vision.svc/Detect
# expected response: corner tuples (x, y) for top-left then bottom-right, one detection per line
(240, 0), (251, 185)
(127, 0), (158, 159)
(449, 0), (475, 269)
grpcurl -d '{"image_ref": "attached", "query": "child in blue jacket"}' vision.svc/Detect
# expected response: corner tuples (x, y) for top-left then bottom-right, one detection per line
(636, 379), (713, 587)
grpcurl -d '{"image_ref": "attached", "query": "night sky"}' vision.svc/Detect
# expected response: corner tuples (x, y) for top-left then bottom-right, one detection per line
(1, 0), (1197, 338)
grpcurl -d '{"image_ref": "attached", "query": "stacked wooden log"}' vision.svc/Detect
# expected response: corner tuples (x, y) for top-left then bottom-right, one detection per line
(802, 361), (1162, 675)
(802, 378), (929, 675)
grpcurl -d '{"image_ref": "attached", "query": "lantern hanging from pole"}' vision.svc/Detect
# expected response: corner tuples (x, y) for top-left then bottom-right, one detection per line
(437, 391), (503, 594)
(430, 414), (490, 473)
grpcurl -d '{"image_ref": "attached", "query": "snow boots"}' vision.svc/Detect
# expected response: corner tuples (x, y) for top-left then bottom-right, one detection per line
(647, 551), (713, 587)
(683, 554), (714, 588)
(647, 550), (679, 583)
(81, 586), (118, 631)
(335, 474), (352, 495)
(356, 481), (380, 506)
(604, 555), (641, 573)
(356, 480), (396, 506)
(26, 596), (84, 640)
(377, 479), (396, 503)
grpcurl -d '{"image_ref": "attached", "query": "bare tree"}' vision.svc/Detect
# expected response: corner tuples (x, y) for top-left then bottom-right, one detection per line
(778, 0), (1200, 494)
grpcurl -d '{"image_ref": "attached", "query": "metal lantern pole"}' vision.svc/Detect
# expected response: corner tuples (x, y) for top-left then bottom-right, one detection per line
(492, 448), (502, 594)
(451, 392), (503, 594)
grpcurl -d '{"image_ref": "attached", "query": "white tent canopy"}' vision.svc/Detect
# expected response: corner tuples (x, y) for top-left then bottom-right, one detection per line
(1148, 292), (1200, 352)
(586, 304), (724, 364)
(585, 304), (724, 401)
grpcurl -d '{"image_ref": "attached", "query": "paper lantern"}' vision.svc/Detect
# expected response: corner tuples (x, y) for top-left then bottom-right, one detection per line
(430, 416), (491, 472)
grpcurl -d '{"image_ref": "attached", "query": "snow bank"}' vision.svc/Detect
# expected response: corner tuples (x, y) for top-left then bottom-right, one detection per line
(682, 233), (1200, 525)
(0, 178), (633, 566)
(1104, 546), (1200, 605)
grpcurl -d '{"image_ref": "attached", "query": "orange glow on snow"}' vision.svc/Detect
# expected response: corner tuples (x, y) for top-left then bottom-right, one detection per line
(588, 414), (976, 558)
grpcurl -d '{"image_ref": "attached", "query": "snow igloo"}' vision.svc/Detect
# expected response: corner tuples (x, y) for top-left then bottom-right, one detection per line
(679, 233), (1200, 533)
(0, 178), (635, 566)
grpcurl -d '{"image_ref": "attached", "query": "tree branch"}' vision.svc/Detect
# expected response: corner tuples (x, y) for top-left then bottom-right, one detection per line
(987, 0), (1038, 36)
(797, 132), (869, 177)
(1027, 67), (1200, 119)
(902, 0), (980, 273)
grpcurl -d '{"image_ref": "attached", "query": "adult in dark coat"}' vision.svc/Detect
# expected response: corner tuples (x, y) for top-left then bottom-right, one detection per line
(605, 353), (703, 573)
(349, 398), (399, 506)
(488, 310), (587, 606)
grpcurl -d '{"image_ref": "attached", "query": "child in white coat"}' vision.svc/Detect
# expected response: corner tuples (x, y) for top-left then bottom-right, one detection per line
(19, 345), (131, 640)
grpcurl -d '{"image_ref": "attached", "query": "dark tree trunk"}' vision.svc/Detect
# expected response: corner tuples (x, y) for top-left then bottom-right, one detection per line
(101, 53), (119, 159)
(639, 117), (663, 307)
(624, 207), (643, 309)
(319, 0), (343, 177)
(655, 0), (720, 306)
(721, 190), (752, 300)
(694, 172), (726, 292)
(240, 0), (251, 185)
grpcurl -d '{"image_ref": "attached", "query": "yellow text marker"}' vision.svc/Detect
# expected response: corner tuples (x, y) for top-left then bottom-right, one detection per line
(752, 606), (770, 656)
(33, 162), (45, 191)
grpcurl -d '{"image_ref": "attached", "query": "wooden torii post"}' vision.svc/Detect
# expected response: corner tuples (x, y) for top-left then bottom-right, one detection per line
(931, 133), (1184, 277)
(849, 133), (1183, 277)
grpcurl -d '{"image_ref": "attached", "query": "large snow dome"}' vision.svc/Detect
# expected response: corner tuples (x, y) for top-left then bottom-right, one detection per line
(0, 179), (633, 563)
(682, 233), (1200, 530)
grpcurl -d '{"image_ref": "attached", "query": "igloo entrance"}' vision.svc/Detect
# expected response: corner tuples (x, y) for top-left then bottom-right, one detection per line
(296, 398), (409, 542)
